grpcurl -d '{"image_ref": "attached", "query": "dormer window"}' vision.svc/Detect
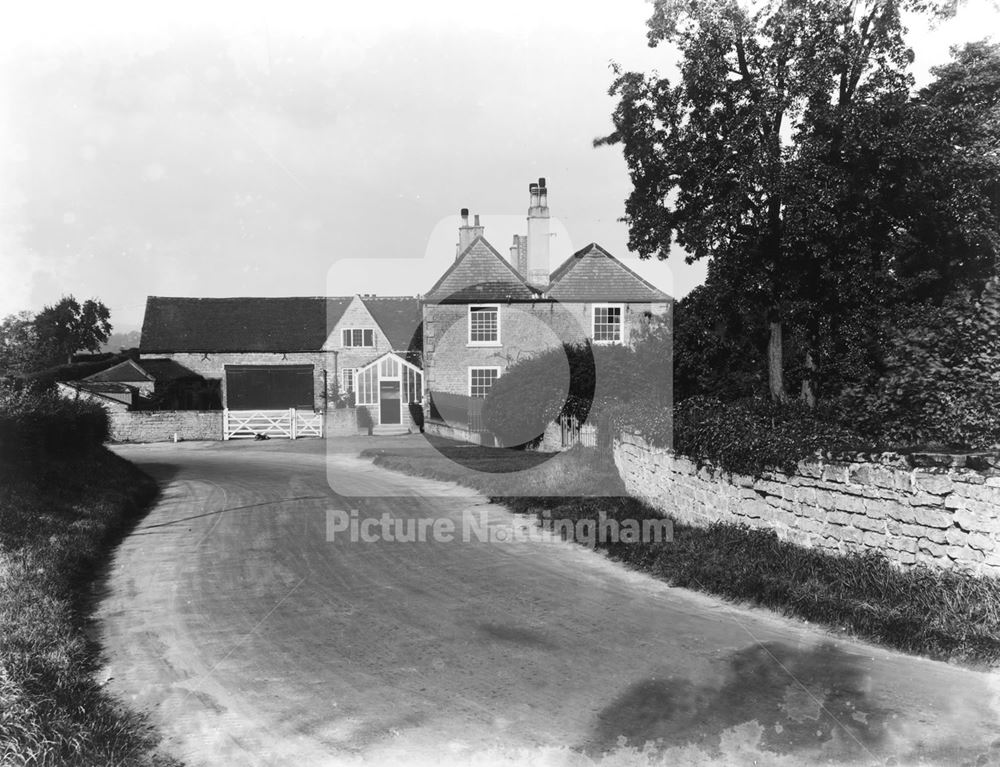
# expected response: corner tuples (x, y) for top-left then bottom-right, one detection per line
(342, 328), (375, 348)
(468, 305), (500, 346)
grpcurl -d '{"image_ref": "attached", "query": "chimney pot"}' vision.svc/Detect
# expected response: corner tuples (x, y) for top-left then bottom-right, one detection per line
(474, 214), (480, 226)
(538, 177), (546, 188)
(461, 207), (469, 217)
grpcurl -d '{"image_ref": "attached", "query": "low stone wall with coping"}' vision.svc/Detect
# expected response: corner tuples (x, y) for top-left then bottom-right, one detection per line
(613, 432), (1000, 576)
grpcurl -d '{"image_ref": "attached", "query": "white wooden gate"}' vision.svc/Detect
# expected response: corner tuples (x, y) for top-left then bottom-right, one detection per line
(223, 409), (324, 440)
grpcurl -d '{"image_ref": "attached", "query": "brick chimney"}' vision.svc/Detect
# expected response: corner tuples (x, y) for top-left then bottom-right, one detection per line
(510, 234), (528, 275)
(456, 209), (485, 259)
(525, 178), (549, 288)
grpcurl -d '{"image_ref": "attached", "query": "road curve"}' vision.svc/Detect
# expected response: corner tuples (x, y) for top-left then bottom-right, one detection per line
(95, 437), (1000, 766)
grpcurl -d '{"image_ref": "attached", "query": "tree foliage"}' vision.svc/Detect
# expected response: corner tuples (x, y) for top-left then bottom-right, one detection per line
(32, 296), (112, 367)
(598, 0), (1000, 404)
(0, 311), (40, 377)
(841, 278), (1000, 449)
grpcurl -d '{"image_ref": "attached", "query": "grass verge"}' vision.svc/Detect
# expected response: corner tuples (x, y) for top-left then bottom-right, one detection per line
(362, 439), (1000, 667)
(0, 447), (179, 766)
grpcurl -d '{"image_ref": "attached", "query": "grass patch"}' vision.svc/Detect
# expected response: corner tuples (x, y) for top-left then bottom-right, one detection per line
(0, 447), (179, 766)
(364, 439), (1000, 667)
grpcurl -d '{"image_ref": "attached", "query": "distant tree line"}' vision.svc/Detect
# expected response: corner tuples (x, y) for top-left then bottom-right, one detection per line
(0, 296), (113, 378)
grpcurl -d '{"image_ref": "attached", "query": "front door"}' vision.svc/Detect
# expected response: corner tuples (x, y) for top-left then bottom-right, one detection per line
(379, 380), (401, 424)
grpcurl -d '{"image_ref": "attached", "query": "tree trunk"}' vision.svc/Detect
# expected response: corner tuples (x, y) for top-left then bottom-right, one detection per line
(800, 349), (817, 408)
(768, 318), (786, 402)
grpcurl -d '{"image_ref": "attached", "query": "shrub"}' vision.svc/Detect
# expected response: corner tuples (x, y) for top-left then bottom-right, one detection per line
(482, 342), (668, 447)
(0, 386), (110, 461)
(611, 396), (864, 476)
(356, 405), (373, 433)
(841, 278), (1000, 450)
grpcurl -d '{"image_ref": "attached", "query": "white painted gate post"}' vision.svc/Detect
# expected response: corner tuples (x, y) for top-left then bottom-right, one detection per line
(223, 409), (230, 440)
(290, 408), (297, 439)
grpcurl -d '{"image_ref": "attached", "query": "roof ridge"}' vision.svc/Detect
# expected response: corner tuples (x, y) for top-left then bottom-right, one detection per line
(425, 235), (537, 300)
(548, 242), (670, 300)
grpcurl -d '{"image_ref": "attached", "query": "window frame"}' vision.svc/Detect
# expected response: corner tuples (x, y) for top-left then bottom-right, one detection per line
(468, 366), (501, 398)
(467, 304), (501, 347)
(592, 304), (624, 345)
(341, 367), (356, 393)
(341, 328), (375, 348)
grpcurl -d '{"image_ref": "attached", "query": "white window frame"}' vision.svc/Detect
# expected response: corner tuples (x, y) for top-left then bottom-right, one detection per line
(592, 304), (624, 345)
(467, 304), (501, 347)
(342, 328), (375, 348)
(468, 366), (501, 398)
(340, 367), (356, 393)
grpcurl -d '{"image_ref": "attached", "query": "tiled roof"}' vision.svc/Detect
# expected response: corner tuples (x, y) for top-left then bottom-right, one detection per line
(140, 296), (354, 353)
(135, 358), (202, 381)
(360, 297), (422, 352)
(139, 295), (423, 354)
(424, 237), (539, 303)
(547, 243), (671, 303)
(78, 381), (135, 394)
(83, 359), (152, 383)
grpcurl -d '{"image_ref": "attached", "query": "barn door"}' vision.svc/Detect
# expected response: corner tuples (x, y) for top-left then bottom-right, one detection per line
(225, 365), (314, 410)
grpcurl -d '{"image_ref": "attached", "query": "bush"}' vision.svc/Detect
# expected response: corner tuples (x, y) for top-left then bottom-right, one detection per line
(841, 278), (1000, 450)
(611, 396), (865, 476)
(0, 386), (109, 461)
(356, 405), (373, 433)
(482, 342), (667, 447)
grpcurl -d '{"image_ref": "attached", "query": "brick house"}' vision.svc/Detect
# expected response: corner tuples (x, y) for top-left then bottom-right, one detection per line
(138, 294), (422, 428)
(421, 179), (671, 442)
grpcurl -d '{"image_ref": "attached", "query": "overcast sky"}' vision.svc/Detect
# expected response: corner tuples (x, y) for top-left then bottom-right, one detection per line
(1, 1), (997, 331)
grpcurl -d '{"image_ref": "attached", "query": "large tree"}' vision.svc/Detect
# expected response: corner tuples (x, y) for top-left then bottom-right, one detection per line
(598, 0), (964, 403)
(890, 40), (1000, 300)
(32, 296), (112, 367)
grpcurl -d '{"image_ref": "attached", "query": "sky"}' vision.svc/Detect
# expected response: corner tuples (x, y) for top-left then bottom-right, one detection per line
(1, 0), (997, 332)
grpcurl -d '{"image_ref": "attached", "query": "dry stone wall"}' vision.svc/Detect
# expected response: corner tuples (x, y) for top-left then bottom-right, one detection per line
(613, 432), (1000, 576)
(109, 410), (222, 443)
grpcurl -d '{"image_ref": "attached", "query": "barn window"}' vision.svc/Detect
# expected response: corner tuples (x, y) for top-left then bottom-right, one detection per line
(469, 367), (500, 398)
(342, 328), (375, 347)
(468, 305), (499, 345)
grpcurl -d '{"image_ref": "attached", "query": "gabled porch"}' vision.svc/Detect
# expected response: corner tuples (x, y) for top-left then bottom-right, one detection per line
(354, 352), (424, 429)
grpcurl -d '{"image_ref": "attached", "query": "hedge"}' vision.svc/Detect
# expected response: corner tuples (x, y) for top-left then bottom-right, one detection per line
(0, 386), (110, 461)
(610, 396), (865, 476)
(840, 277), (1000, 450)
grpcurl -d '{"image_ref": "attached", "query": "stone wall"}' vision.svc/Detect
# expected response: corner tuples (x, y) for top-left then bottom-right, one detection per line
(326, 407), (359, 436)
(109, 410), (223, 443)
(613, 432), (1000, 576)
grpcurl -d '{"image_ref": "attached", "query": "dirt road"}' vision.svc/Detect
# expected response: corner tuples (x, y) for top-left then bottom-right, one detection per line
(96, 437), (1000, 766)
